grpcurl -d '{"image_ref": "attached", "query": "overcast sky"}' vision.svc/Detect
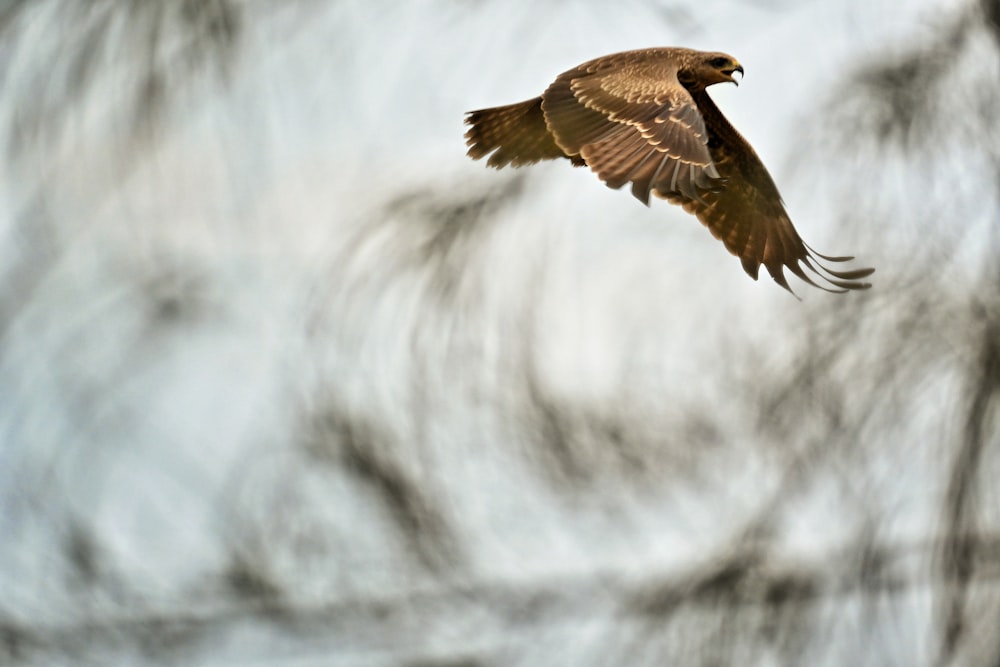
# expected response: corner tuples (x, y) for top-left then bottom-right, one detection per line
(1, 1), (995, 665)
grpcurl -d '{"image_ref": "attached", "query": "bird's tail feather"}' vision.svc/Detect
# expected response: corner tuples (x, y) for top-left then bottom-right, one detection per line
(464, 98), (576, 168)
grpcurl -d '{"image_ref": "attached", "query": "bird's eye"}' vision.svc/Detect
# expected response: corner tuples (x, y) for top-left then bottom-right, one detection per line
(709, 57), (730, 68)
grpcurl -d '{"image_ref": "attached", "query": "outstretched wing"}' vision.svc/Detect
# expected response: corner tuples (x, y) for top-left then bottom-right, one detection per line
(541, 52), (724, 205)
(659, 88), (874, 293)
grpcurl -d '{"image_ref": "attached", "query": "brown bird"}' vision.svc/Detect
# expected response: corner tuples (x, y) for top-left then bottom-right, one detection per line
(464, 47), (874, 293)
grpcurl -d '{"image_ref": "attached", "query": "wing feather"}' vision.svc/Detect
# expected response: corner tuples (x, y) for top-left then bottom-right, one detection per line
(541, 53), (724, 205)
(661, 89), (874, 292)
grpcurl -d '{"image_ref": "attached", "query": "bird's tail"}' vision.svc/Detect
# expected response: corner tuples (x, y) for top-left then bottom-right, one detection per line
(464, 98), (578, 168)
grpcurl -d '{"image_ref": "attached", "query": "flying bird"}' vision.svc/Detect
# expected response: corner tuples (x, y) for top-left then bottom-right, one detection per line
(464, 47), (874, 293)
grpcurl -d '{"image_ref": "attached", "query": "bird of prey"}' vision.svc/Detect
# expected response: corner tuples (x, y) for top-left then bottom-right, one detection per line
(464, 47), (874, 293)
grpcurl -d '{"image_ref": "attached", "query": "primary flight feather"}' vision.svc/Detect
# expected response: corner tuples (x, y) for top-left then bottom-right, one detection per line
(464, 47), (874, 293)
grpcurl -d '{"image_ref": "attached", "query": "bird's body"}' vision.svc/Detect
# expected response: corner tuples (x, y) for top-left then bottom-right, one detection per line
(464, 47), (873, 292)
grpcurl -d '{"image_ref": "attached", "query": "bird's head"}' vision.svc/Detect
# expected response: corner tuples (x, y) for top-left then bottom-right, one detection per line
(684, 51), (744, 88)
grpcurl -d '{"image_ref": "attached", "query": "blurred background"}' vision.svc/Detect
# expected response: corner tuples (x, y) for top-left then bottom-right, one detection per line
(1, 0), (999, 664)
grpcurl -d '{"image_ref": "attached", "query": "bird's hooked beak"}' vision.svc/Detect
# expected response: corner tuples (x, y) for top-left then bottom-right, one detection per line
(724, 63), (744, 86)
